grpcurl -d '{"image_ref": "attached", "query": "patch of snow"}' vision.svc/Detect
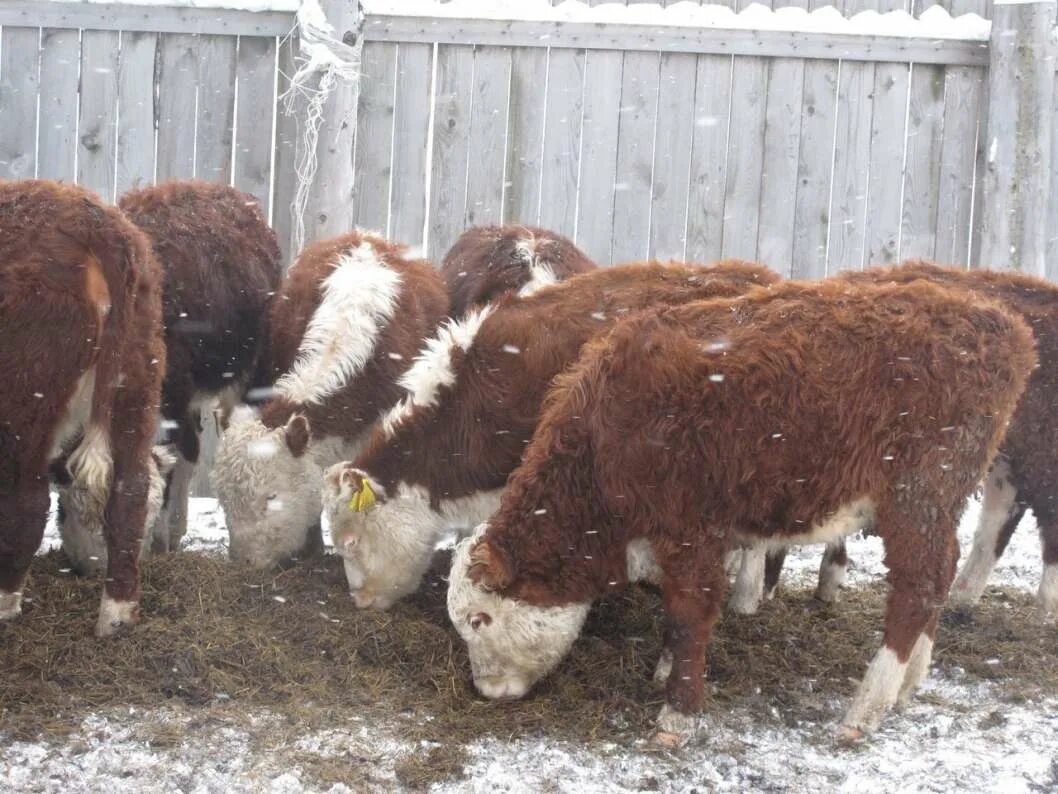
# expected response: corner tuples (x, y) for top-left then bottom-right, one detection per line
(42, 0), (299, 11)
(362, 0), (992, 41)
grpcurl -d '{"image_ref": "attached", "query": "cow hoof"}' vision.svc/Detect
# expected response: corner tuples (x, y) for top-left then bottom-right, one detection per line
(652, 650), (673, 686)
(0, 591), (23, 620)
(651, 704), (696, 748)
(95, 595), (139, 637)
(835, 724), (866, 745)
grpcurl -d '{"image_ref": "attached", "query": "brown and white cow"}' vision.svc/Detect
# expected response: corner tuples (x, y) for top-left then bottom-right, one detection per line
(446, 280), (1035, 744)
(0, 180), (166, 636)
(57, 181), (283, 574)
(322, 260), (778, 609)
(210, 230), (448, 568)
(745, 261), (1058, 618)
(440, 225), (596, 318)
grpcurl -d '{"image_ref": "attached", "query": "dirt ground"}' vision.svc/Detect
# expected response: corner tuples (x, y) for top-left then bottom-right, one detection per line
(1, 497), (1056, 793)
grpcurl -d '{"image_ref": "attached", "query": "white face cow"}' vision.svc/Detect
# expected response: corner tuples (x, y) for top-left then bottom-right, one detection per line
(446, 526), (589, 700)
(211, 407), (324, 568)
(323, 462), (503, 609)
(59, 445), (176, 575)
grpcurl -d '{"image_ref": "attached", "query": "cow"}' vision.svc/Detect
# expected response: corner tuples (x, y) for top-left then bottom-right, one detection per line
(439, 225), (596, 318)
(445, 280), (1035, 745)
(210, 230), (448, 569)
(0, 180), (166, 636)
(57, 181), (283, 574)
(322, 260), (779, 609)
(743, 261), (1058, 619)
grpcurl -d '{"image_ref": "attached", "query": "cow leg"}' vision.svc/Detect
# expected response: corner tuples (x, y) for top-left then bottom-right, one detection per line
(1030, 501), (1058, 619)
(164, 452), (195, 552)
(653, 550), (728, 747)
(763, 547), (787, 600)
(0, 470), (49, 620)
(728, 544), (766, 614)
(97, 396), (157, 637)
(951, 459), (1023, 605)
(839, 504), (958, 741)
(653, 621), (675, 685)
(815, 540), (848, 603)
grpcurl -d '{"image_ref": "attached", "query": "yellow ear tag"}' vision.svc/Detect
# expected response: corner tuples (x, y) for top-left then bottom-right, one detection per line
(348, 479), (377, 512)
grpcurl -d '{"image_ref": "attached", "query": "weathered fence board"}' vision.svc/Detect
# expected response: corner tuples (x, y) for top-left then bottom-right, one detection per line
(721, 55), (768, 261)
(156, 33), (199, 182)
(463, 46), (512, 228)
(503, 47), (548, 226)
(77, 30), (120, 201)
(427, 44), (474, 259)
(195, 34), (238, 184)
(648, 51), (698, 261)
(865, 62), (911, 265)
(37, 29), (80, 183)
(389, 42), (434, 248)
(234, 35), (278, 213)
(684, 53), (732, 263)
(352, 41), (398, 233)
(0, 2), (294, 37)
(272, 35), (300, 264)
(536, 47), (584, 234)
(934, 65), (984, 265)
(900, 63), (946, 261)
(116, 32), (159, 196)
(829, 57), (874, 270)
(0, 27), (40, 181)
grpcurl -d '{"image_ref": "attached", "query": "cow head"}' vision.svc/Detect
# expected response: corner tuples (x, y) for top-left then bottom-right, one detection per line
(212, 407), (324, 568)
(322, 461), (440, 609)
(446, 525), (589, 700)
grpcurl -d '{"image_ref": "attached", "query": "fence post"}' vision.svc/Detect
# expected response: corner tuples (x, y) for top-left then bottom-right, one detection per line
(287, 0), (362, 250)
(979, 0), (1057, 275)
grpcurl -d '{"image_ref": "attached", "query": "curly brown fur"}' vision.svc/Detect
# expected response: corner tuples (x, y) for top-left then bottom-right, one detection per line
(0, 179), (164, 630)
(472, 280), (1035, 727)
(439, 225), (597, 317)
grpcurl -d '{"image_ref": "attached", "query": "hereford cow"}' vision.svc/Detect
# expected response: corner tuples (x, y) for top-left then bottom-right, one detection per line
(440, 225), (596, 317)
(211, 231), (448, 568)
(0, 180), (165, 636)
(446, 280), (1035, 744)
(57, 181), (283, 574)
(745, 261), (1058, 618)
(322, 260), (778, 609)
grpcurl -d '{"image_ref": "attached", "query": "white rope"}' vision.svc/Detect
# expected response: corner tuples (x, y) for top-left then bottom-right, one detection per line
(281, 0), (362, 255)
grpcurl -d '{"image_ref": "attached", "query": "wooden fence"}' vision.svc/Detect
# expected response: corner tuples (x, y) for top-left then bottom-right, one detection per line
(2, 0), (1056, 493)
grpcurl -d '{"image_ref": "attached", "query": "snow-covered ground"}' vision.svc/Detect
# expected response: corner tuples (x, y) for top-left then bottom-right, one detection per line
(5, 497), (1057, 793)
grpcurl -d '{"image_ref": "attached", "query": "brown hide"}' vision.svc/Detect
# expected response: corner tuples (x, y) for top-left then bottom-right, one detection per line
(119, 180), (282, 462)
(260, 231), (449, 441)
(473, 280), (1035, 715)
(440, 225), (597, 317)
(0, 179), (164, 611)
(356, 260), (779, 505)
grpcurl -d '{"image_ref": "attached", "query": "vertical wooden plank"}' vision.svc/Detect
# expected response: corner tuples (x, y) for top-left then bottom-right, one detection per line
(791, 60), (839, 277)
(389, 42), (433, 250)
(684, 54), (732, 263)
(195, 34), (237, 184)
(116, 32), (159, 196)
(575, 48), (623, 264)
(427, 44), (474, 260)
(37, 29), (79, 183)
(720, 54), (768, 262)
(77, 30), (120, 201)
(464, 46), (511, 228)
(610, 51), (659, 264)
(351, 41), (397, 234)
(0, 27), (40, 181)
(934, 65), (984, 266)
(156, 33), (198, 182)
(865, 62), (910, 266)
(273, 35), (300, 266)
(1048, 80), (1058, 280)
(537, 47), (584, 237)
(648, 52), (698, 261)
(829, 62), (874, 271)
(756, 54), (806, 276)
(899, 63), (945, 261)
(503, 46), (547, 226)
(233, 36), (278, 214)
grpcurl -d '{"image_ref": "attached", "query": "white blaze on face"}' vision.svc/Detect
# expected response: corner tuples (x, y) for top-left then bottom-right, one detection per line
(513, 236), (559, 298)
(211, 409), (331, 568)
(275, 242), (403, 407)
(380, 304), (495, 438)
(324, 463), (501, 609)
(447, 527), (590, 700)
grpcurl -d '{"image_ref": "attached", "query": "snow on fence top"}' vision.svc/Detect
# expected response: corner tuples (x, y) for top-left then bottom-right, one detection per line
(362, 0), (992, 41)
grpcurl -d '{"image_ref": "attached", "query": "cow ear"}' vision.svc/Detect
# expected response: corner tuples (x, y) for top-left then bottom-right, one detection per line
(284, 414), (311, 457)
(468, 539), (513, 591)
